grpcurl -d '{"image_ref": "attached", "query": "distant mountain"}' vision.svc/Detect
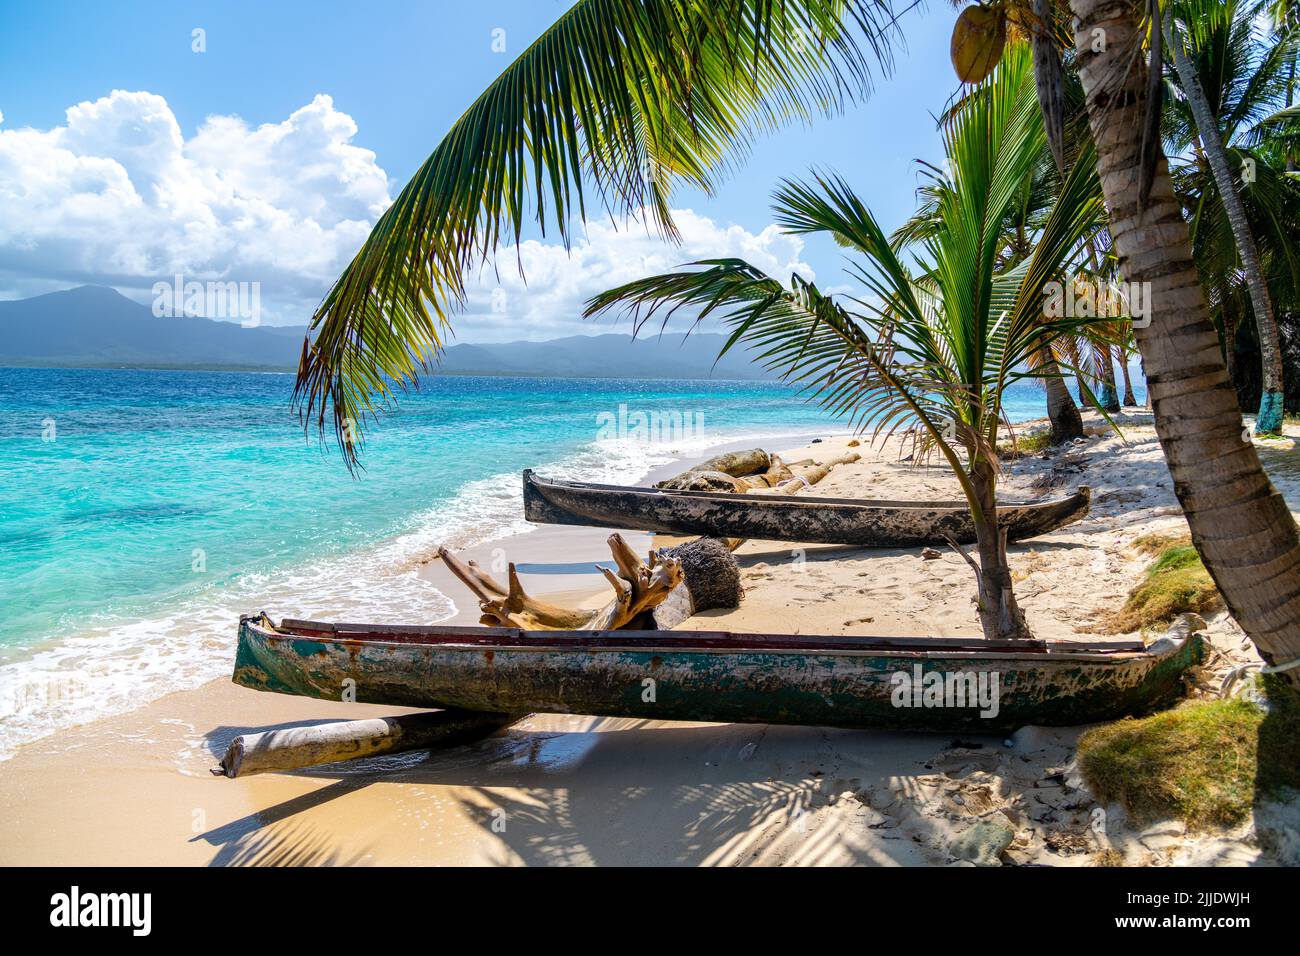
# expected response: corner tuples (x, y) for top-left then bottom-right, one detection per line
(0, 286), (306, 369)
(0, 285), (777, 380)
(431, 333), (774, 380)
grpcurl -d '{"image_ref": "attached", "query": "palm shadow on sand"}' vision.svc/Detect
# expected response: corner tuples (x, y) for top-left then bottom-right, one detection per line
(196, 718), (991, 866)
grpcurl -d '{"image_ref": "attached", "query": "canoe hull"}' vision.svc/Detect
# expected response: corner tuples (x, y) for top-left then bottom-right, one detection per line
(522, 469), (1090, 547)
(233, 617), (1201, 734)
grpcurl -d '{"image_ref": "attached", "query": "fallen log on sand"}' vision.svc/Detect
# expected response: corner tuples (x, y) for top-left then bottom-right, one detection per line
(440, 533), (741, 630)
(654, 451), (860, 497)
(215, 709), (519, 778)
(652, 536), (743, 628)
(655, 448), (770, 489)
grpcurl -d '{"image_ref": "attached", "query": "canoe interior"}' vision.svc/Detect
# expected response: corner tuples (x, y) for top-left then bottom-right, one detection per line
(273, 617), (1149, 657)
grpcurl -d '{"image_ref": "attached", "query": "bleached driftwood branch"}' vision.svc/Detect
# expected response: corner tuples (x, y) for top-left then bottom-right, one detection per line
(438, 532), (682, 629)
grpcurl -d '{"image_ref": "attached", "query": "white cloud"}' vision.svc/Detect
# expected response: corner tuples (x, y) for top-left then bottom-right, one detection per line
(0, 89), (810, 337)
(0, 90), (389, 324)
(458, 210), (813, 341)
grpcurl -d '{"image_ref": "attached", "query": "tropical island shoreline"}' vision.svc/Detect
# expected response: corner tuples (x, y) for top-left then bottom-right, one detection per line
(3, 412), (1296, 867)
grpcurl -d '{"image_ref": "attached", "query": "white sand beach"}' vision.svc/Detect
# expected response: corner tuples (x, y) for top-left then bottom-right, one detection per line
(2, 411), (1297, 867)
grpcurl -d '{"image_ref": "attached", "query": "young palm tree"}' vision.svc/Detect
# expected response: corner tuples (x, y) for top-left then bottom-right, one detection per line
(1165, 0), (1292, 432)
(586, 46), (1105, 640)
(290, 0), (909, 467)
(894, 134), (1091, 442)
(1069, 0), (1300, 684)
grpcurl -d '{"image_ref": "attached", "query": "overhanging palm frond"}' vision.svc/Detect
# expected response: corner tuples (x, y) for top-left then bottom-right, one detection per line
(293, 0), (908, 467)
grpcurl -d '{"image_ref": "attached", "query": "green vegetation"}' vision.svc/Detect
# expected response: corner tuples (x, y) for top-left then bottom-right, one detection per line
(1104, 541), (1221, 633)
(1131, 531), (1192, 556)
(1079, 676), (1300, 828)
(997, 430), (1052, 458)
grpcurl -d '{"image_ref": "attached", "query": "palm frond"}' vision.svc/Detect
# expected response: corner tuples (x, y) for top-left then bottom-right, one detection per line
(293, 0), (908, 468)
(586, 41), (1109, 513)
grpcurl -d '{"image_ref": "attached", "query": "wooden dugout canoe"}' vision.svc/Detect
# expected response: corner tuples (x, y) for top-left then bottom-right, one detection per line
(522, 469), (1090, 547)
(232, 615), (1202, 733)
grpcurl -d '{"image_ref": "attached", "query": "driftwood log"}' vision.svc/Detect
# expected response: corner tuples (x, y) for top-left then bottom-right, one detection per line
(215, 709), (519, 778)
(438, 532), (682, 629)
(655, 448), (770, 489)
(652, 537), (744, 628)
(440, 534), (739, 631)
(655, 451), (860, 496)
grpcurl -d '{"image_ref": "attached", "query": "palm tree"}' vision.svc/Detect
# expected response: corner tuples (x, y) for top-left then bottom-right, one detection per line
(290, 0), (909, 467)
(1165, 0), (1289, 433)
(893, 109), (1091, 443)
(1117, 339), (1140, 405)
(586, 46), (1105, 640)
(1165, 1), (1300, 415)
(1068, 0), (1300, 684)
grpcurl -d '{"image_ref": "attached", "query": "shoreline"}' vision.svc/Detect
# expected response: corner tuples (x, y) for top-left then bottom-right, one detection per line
(2, 412), (1293, 866)
(0, 424), (840, 762)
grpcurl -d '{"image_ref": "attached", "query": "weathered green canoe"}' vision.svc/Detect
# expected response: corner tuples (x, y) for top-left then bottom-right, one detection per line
(233, 615), (1203, 733)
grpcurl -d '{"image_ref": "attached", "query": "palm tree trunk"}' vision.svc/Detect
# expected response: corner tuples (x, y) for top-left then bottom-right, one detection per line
(1095, 343), (1121, 412)
(1042, 348), (1084, 443)
(1117, 345), (1137, 406)
(1076, 363), (1100, 410)
(969, 459), (1031, 641)
(1224, 314), (1237, 382)
(1167, 9), (1285, 433)
(1030, 0), (1068, 173)
(1070, 0), (1300, 685)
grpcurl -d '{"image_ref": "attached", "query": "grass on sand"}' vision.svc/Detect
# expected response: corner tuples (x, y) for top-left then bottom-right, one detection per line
(1079, 677), (1300, 828)
(1102, 534), (1221, 634)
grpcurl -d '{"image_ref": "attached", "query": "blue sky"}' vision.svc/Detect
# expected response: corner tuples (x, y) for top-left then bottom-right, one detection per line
(0, 0), (962, 339)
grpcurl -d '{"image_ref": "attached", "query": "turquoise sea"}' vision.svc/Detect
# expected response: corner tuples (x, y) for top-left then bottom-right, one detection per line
(0, 366), (1130, 755)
